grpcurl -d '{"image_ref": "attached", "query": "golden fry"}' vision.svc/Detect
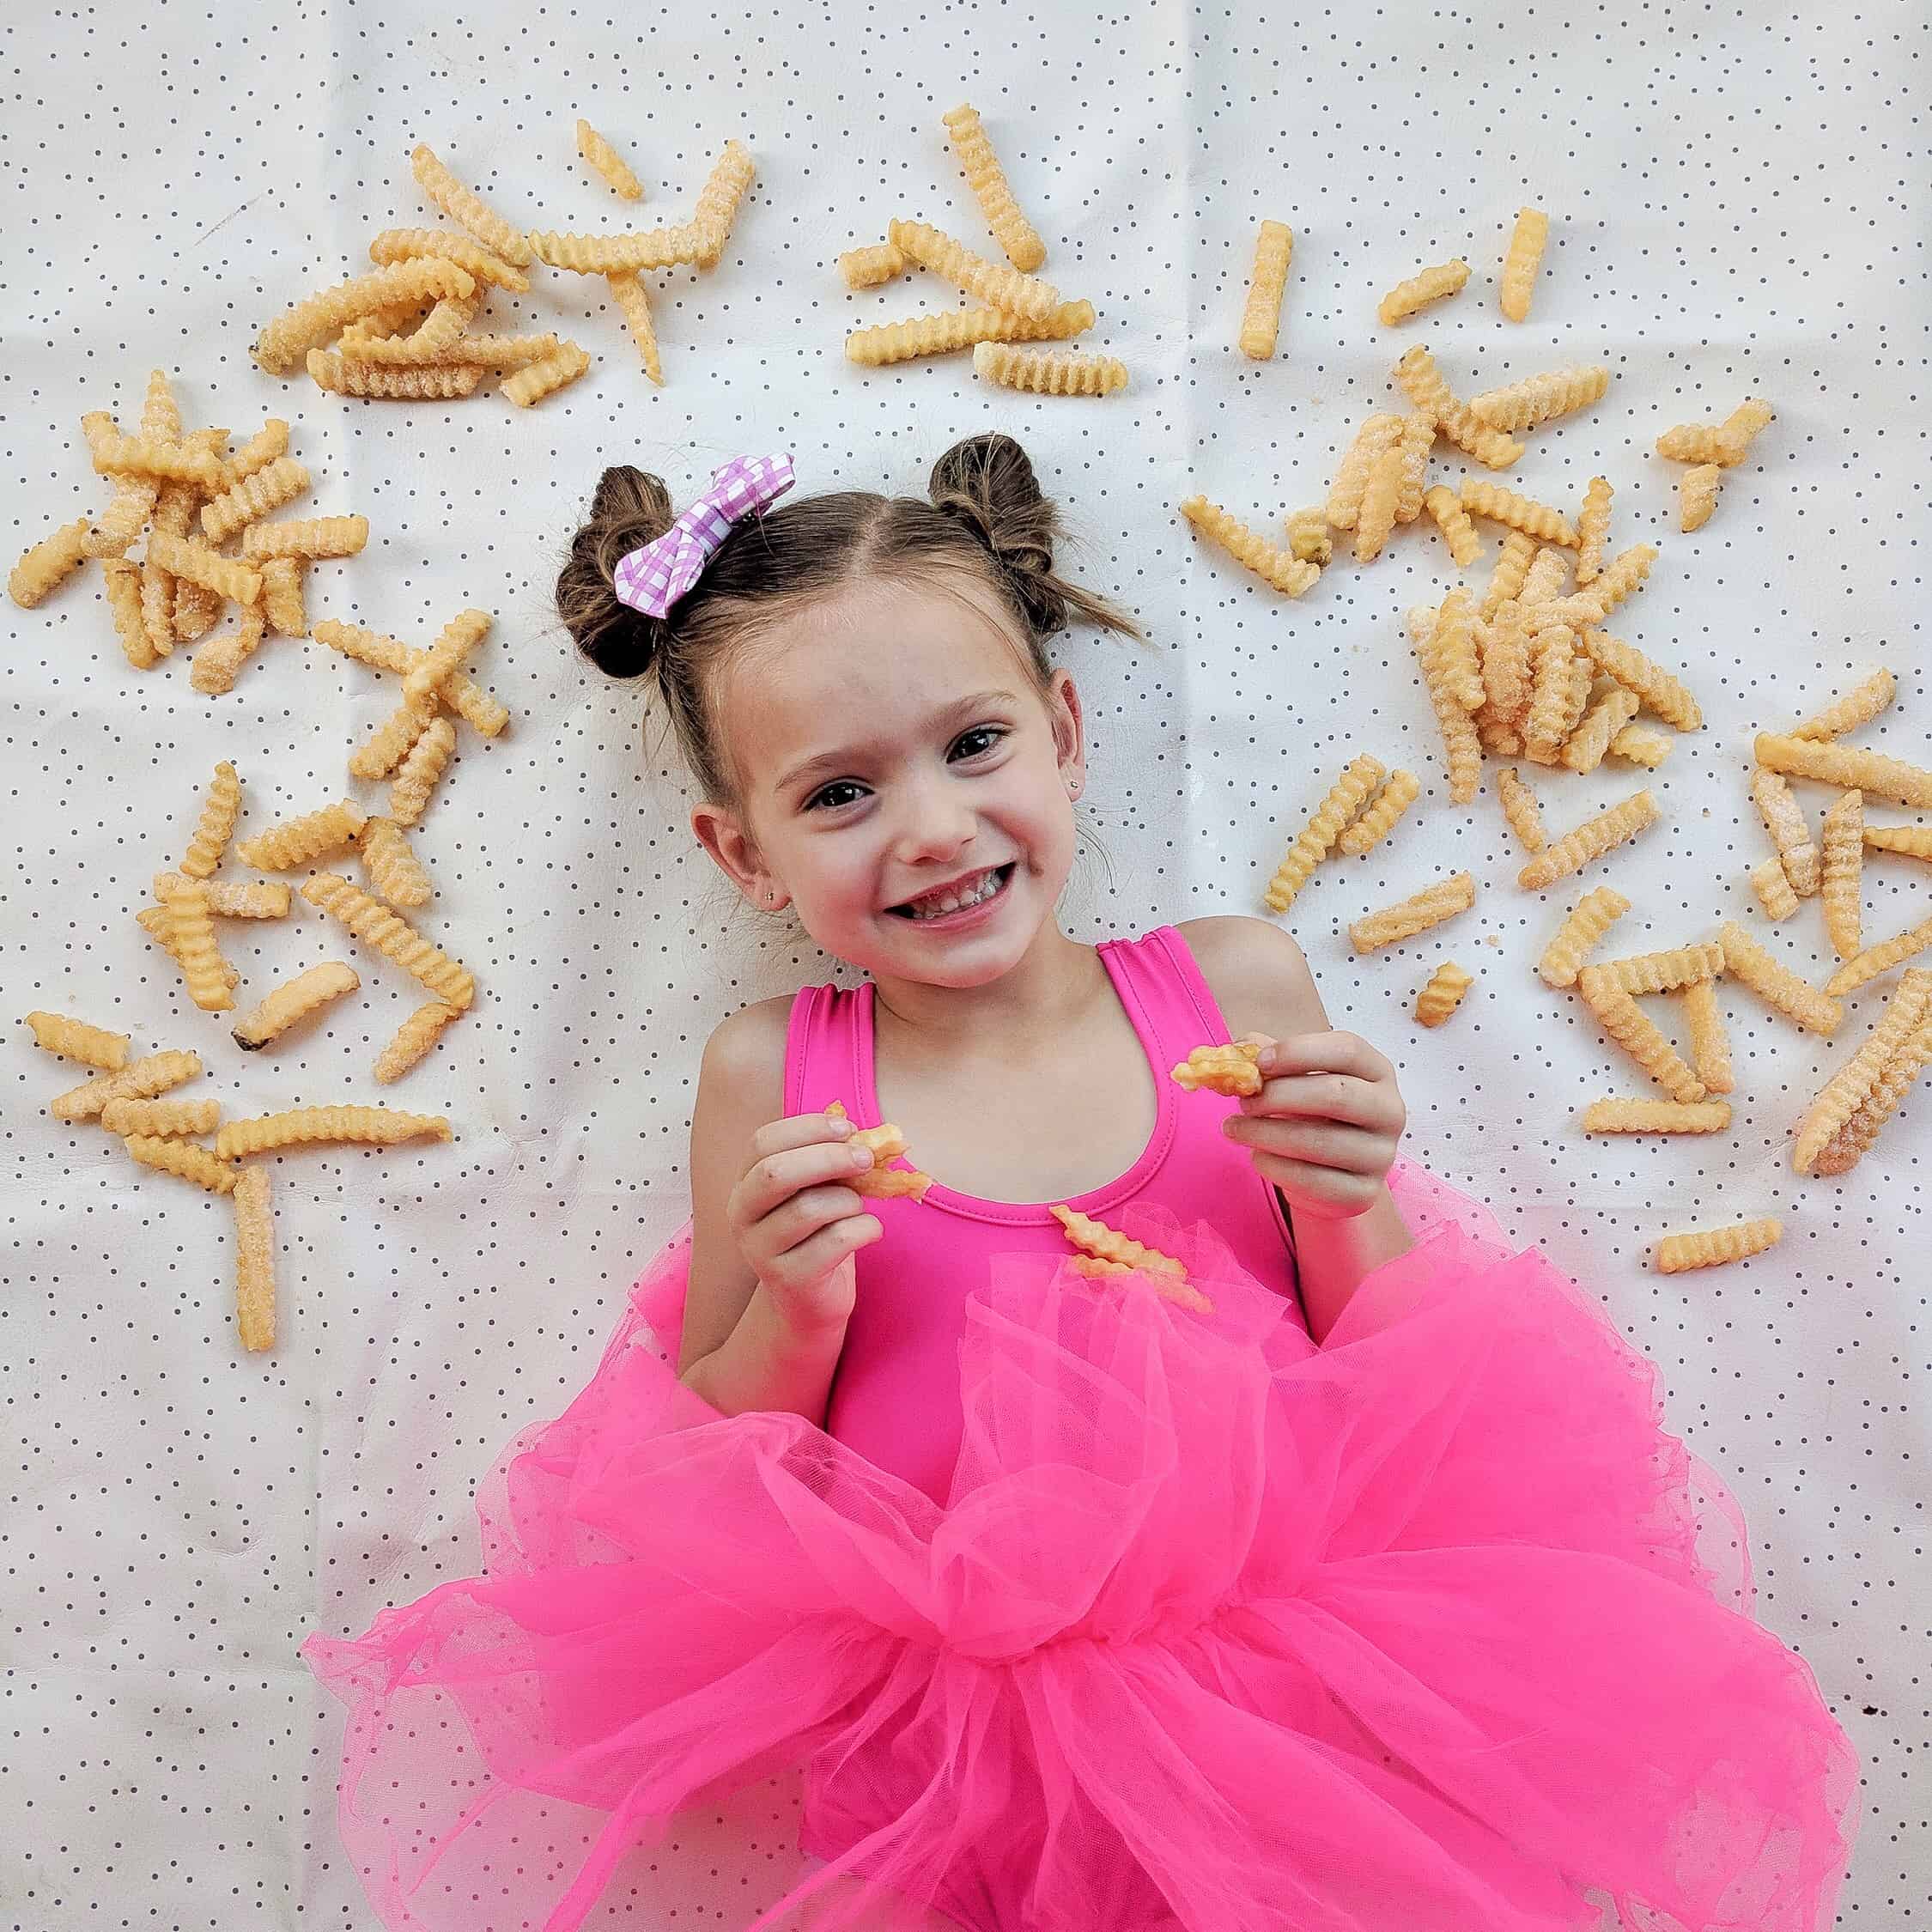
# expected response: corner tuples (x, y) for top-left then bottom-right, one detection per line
(100, 1097), (222, 1137)
(1467, 363), (1608, 431)
(1262, 755), (1385, 913)
(306, 352), (484, 400)
(1458, 479), (1577, 546)
(235, 799), (367, 872)
(971, 340), (1127, 395)
(25, 1012), (130, 1070)
(231, 961), (361, 1050)
(409, 143), (532, 266)
(1656, 1218), (1783, 1273)
(200, 458), (312, 545)
(942, 103), (1048, 273)
(836, 241), (906, 289)
(823, 1098), (933, 1200)
(145, 529), (261, 606)
(1862, 823), (1932, 860)
(1608, 723), (1672, 769)
(180, 761), (243, 879)
(1392, 344), (1523, 468)
(374, 999), (462, 1084)
(1574, 476), (1613, 585)
(1284, 507), (1333, 566)
(1596, 942), (1725, 997)
(1792, 969), (1932, 1175)
(155, 875), (235, 1012)
(576, 118), (643, 198)
(607, 270), (664, 386)
(390, 715), (458, 826)
(1754, 731), (1932, 811)
(1499, 206), (1550, 322)
(256, 258), (477, 373)
(1352, 446), (1405, 563)
(1237, 220), (1295, 358)
(369, 228), (532, 293)
(1495, 765), (1546, 854)
(1170, 1042), (1264, 1097)
(357, 817), (434, 908)
(1050, 1202), (1188, 1279)
(1749, 768), (1821, 895)
(1349, 872), (1476, 953)
(1325, 413), (1404, 531)
(1422, 485), (1485, 568)
(1575, 628), (1702, 731)
(1406, 605), (1483, 805)
(889, 217), (1060, 319)
(1337, 769), (1421, 856)
(1682, 976), (1735, 1097)
(232, 1164), (276, 1352)
(1179, 495), (1320, 597)
(124, 1133), (239, 1194)
(1820, 790), (1864, 961)
(240, 515), (368, 561)
(501, 343), (593, 407)
(1824, 911), (1932, 999)
(1517, 790), (1659, 891)
(1679, 463), (1722, 532)
(1582, 1099), (1730, 1134)
(301, 871), (474, 1009)
(1717, 920), (1842, 1036)
(50, 1048), (202, 1123)
(216, 1104), (453, 1162)
(1537, 886), (1633, 989)
(1751, 854), (1801, 921)
(9, 517), (92, 608)
(1812, 1013), (1932, 1175)
(1415, 962), (1474, 1028)
(1376, 259), (1468, 326)
(1561, 684), (1641, 776)
(1577, 967), (1707, 1103)
(1479, 529), (1538, 617)
(1791, 669), (1896, 742)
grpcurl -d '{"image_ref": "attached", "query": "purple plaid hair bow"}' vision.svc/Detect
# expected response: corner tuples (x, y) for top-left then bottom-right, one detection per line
(612, 453), (796, 618)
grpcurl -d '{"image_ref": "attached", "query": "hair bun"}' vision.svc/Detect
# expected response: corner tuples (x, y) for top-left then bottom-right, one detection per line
(556, 465), (677, 679)
(928, 431), (1069, 638)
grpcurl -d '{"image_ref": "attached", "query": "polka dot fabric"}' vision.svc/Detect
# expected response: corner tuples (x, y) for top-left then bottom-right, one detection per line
(2, 2), (1923, 1924)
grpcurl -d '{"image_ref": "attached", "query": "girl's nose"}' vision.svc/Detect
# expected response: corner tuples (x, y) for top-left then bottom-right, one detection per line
(890, 775), (977, 863)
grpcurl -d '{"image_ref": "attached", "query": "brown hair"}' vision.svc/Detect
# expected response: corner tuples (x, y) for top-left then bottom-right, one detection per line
(554, 431), (1150, 817)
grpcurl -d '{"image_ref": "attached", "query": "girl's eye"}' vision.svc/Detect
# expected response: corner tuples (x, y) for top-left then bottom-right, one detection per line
(804, 727), (1007, 812)
(806, 781), (866, 812)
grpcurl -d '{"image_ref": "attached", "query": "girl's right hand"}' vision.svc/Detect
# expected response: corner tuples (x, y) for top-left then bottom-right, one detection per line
(728, 1111), (885, 1337)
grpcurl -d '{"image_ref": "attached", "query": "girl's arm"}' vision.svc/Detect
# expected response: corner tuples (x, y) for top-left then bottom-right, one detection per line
(680, 996), (853, 1427)
(1177, 915), (1414, 1345)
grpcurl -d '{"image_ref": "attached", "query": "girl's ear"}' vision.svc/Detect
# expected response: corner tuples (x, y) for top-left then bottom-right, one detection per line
(1047, 668), (1085, 770)
(690, 801), (770, 906)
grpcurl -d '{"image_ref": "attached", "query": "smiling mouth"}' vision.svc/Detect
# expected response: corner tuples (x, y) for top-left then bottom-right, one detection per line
(889, 862), (1016, 920)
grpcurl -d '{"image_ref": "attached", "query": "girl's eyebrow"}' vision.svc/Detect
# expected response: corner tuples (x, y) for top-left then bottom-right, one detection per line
(772, 688), (1020, 794)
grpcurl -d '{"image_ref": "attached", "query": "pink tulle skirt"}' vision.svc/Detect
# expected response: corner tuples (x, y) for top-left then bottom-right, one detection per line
(300, 1161), (1859, 1932)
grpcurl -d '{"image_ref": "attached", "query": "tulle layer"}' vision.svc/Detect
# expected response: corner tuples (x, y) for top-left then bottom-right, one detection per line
(300, 1161), (1859, 1932)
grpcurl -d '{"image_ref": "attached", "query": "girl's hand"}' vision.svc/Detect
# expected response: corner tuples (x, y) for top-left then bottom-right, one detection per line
(728, 1111), (884, 1337)
(1218, 1030), (1406, 1218)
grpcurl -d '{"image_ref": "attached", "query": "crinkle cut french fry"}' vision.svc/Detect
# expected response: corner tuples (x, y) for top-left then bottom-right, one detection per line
(1751, 854), (1801, 921)
(1824, 911), (1932, 999)
(1596, 941), (1724, 998)
(1791, 669), (1897, 742)
(216, 1103), (453, 1161)
(301, 870), (474, 1010)
(156, 875), (236, 1012)
(9, 518), (93, 608)
(1496, 766), (1546, 853)
(1656, 1218), (1783, 1273)
(1349, 872), (1476, 954)
(50, 1048), (202, 1123)
(1755, 732), (1932, 811)
(1325, 414), (1404, 532)
(1812, 1012), (1932, 1176)
(1415, 962), (1474, 1027)
(889, 216), (1060, 321)
(1582, 1098), (1730, 1135)
(1717, 920), (1842, 1036)
(1376, 259), (1468, 327)
(972, 340), (1128, 396)
(1180, 495), (1320, 597)
(410, 143), (533, 267)
(1336, 769), (1420, 856)
(1536, 886), (1631, 989)
(232, 961), (361, 1050)
(1262, 755), (1385, 913)
(256, 258), (479, 373)
(1682, 976), (1734, 1096)
(942, 102), (1048, 274)
(235, 799), (367, 872)
(232, 1163), (276, 1352)
(374, 999), (462, 1084)
(25, 1012), (131, 1070)
(125, 1133), (239, 1194)
(1577, 967), (1707, 1104)
(1820, 789), (1864, 961)
(501, 343), (594, 407)
(1574, 476), (1613, 585)
(1516, 790), (1659, 892)
(575, 118), (643, 199)
(1467, 363), (1608, 432)
(1792, 969), (1932, 1174)
(390, 714), (459, 827)
(1170, 1042), (1264, 1097)
(1050, 1202), (1188, 1279)
(1499, 206), (1550, 323)
(1237, 220), (1294, 358)
(1749, 768), (1821, 895)
(100, 1096), (222, 1138)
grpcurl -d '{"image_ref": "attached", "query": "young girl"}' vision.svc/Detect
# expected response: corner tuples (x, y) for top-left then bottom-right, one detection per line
(302, 434), (1859, 1932)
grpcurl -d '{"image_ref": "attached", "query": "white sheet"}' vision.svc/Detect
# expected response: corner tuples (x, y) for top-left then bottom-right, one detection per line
(2, 0), (1923, 1923)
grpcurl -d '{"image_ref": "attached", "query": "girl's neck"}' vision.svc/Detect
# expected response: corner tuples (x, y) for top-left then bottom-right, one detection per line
(870, 920), (1109, 1063)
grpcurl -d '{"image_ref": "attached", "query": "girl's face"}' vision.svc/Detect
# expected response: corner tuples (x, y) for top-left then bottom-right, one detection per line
(692, 576), (1086, 987)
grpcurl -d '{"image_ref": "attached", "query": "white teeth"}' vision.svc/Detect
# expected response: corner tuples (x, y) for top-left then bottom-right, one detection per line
(904, 866), (1003, 919)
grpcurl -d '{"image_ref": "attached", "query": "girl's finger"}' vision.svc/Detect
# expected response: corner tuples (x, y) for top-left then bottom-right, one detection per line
(1256, 1030), (1387, 1081)
(1226, 1115), (1392, 1170)
(1247, 1149), (1384, 1213)
(1237, 1071), (1398, 1129)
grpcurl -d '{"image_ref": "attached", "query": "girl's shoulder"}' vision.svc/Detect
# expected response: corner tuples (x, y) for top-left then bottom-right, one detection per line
(1170, 914), (1324, 1038)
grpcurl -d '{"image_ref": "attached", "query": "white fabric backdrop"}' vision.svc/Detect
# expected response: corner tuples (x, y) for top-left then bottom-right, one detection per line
(2, 0), (1924, 1923)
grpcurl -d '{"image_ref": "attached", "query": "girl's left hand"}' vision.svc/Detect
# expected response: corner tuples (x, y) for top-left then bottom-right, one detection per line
(1218, 1030), (1406, 1218)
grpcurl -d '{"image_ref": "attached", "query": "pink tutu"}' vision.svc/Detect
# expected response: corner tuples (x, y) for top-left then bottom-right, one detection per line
(301, 1162), (1858, 1931)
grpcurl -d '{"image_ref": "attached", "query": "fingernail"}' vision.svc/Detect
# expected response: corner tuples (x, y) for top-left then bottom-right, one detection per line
(850, 1146), (874, 1169)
